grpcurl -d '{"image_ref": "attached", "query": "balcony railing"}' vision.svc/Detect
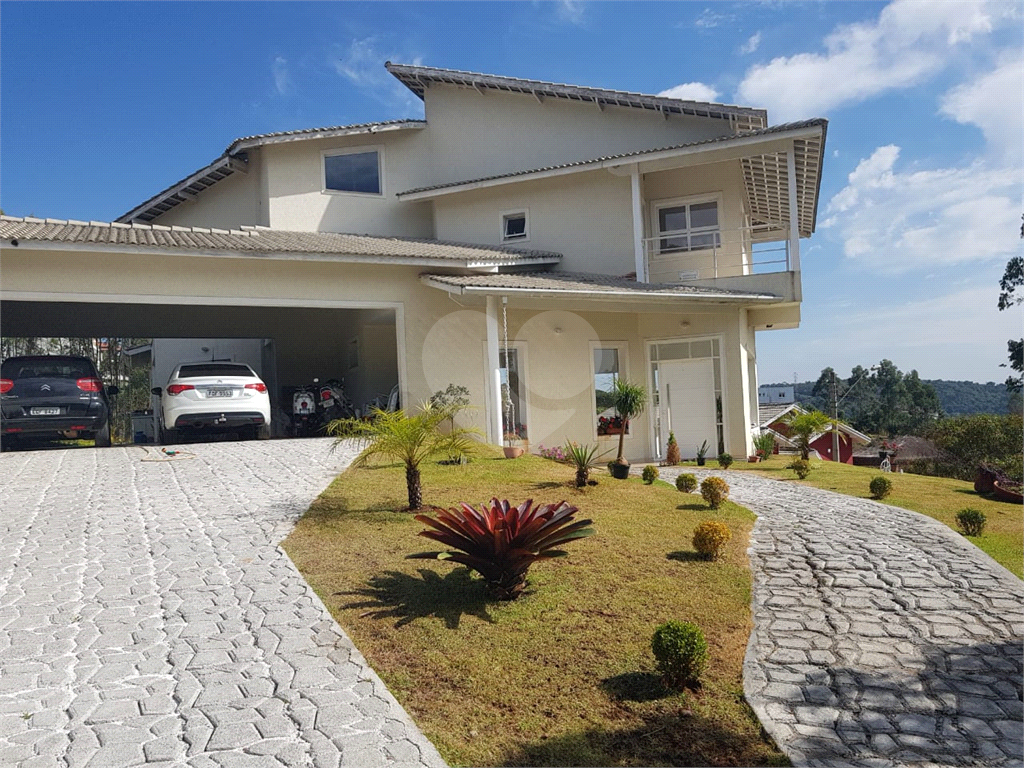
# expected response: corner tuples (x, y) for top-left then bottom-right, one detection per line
(642, 224), (791, 282)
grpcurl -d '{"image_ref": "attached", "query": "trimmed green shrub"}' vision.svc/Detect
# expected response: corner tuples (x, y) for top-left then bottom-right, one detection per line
(692, 520), (732, 560)
(675, 473), (698, 493)
(700, 476), (730, 509)
(641, 465), (659, 485)
(717, 452), (733, 469)
(651, 620), (709, 689)
(787, 458), (811, 479)
(956, 508), (987, 537)
(869, 476), (893, 500)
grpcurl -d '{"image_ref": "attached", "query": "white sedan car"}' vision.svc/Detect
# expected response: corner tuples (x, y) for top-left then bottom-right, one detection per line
(154, 362), (271, 443)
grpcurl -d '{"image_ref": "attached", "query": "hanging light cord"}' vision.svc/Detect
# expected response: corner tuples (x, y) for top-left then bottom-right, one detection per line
(502, 298), (515, 440)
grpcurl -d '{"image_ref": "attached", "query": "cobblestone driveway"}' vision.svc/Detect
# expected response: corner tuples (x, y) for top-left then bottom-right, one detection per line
(0, 440), (446, 768)
(660, 467), (1024, 768)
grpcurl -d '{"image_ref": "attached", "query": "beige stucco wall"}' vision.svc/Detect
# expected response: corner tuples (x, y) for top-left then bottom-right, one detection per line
(419, 85), (734, 187)
(432, 159), (750, 281)
(433, 170), (635, 275)
(261, 132), (434, 237)
(153, 155), (266, 230)
(3, 246), (760, 460)
(642, 161), (749, 282)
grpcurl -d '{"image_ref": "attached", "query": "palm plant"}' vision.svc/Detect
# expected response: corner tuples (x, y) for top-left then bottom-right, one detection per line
(783, 409), (832, 460)
(327, 403), (479, 510)
(408, 498), (594, 600)
(612, 379), (648, 465)
(564, 442), (611, 487)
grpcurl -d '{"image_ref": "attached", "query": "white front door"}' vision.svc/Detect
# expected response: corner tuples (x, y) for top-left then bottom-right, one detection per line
(658, 359), (717, 458)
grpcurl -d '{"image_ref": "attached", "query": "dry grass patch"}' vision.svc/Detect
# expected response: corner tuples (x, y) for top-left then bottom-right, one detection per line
(284, 450), (787, 767)
(727, 457), (1022, 578)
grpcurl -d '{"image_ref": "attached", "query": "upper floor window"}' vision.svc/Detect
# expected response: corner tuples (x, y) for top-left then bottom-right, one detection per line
(501, 210), (529, 242)
(656, 197), (720, 253)
(324, 149), (382, 195)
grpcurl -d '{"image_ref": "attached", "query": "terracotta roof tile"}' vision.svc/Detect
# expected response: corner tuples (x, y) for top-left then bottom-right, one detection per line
(0, 216), (561, 266)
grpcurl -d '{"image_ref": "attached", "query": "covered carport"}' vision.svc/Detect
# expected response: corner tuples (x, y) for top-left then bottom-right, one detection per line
(0, 216), (560, 445)
(2, 299), (401, 426)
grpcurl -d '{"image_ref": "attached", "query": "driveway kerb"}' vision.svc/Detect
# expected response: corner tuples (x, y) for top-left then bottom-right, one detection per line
(653, 466), (1024, 768)
(0, 439), (447, 768)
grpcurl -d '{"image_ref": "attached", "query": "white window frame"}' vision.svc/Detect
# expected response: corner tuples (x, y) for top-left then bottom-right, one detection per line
(589, 340), (630, 441)
(650, 193), (723, 255)
(500, 208), (530, 243)
(644, 333), (728, 460)
(322, 145), (385, 197)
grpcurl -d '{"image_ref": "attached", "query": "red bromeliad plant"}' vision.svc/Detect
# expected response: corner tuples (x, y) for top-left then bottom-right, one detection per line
(408, 498), (595, 600)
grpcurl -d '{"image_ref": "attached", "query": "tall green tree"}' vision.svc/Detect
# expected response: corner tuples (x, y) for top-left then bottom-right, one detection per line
(998, 246), (1023, 393)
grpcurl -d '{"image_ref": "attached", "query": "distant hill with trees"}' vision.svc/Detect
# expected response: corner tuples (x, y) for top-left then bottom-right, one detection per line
(766, 366), (1017, 433)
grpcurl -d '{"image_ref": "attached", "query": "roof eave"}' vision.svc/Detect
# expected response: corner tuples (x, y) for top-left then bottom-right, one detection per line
(397, 123), (826, 202)
(420, 275), (780, 303)
(384, 61), (767, 126)
(3, 238), (559, 269)
(226, 120), (428, 154)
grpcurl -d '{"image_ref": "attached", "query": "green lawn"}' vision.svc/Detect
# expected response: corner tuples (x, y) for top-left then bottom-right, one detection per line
(284, 450), (788, 767)
(711, 456), (1023, 578)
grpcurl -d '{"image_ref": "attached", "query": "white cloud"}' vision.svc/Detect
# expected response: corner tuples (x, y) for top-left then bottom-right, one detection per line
(272, 56), (289, 95)
(759, 281), (1020, 383)
(734, 0), (1016, 119)
(837, 285), (1020, 378)
(739, 32), (761, 55)
(940, 54), (1024, 161)
(555, 0), (585, 25)
(694, 8), (734, 29)
(332, 38), (423, 115)
(824, 145), (1020, 273)
(658, 82), (720, 103)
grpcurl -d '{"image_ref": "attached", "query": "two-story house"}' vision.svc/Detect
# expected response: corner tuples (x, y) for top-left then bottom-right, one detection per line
(0, 62), (827, 459)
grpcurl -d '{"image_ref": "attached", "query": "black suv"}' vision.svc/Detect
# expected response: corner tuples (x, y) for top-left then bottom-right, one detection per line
(1, 355), (119, 448)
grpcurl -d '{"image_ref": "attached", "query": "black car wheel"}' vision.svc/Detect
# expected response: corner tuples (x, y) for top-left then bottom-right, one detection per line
(160, 426), (178, 445)
(94, 422), (111, 448)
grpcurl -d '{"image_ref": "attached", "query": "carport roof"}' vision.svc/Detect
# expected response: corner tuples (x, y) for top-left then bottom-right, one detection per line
(421, 271), (780, 302)
(0, 216), (562, 268)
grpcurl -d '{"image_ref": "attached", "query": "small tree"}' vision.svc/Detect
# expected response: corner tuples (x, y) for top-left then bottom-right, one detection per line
(430, 384), (473, 463)
(783, 410), (832, 460)
(612, 379), (647, 465)
(327, 403), (479, 510)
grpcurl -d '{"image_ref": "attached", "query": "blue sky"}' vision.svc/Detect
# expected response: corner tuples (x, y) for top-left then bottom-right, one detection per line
(1, 1), (1021, 385)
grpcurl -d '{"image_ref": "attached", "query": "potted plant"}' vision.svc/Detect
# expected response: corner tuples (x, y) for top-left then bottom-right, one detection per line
(751, 431), (775, 462)
(610, 379), (647, 479)
(695, 439), (709, 466)
(503, 432), (525, 459)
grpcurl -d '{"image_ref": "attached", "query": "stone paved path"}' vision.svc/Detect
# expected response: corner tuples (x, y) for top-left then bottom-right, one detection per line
(0, 439), (446, 768)
(658, 467), (1024, 767)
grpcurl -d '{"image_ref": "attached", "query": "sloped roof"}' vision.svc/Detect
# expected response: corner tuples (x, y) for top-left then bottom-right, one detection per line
(399, 119), (828, 238)
(759, 403), (871, 445)
(385, 62), (767, 130)
(224, 120), (426, 154)
(758, 403), (802, 426)
(0, 216), (562, 268)
(117, 120), (426, 224)
(421, 271), (780, 302)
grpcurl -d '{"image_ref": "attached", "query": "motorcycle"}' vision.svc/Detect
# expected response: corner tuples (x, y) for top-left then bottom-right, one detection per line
(316, 378), (354, 424)
(291, 381), (320, 437)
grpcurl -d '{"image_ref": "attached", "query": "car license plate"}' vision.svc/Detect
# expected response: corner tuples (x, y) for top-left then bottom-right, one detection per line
(207, 389), (233, 398)
(30, 407), (61, 416)
(321, 397), (334, 408)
